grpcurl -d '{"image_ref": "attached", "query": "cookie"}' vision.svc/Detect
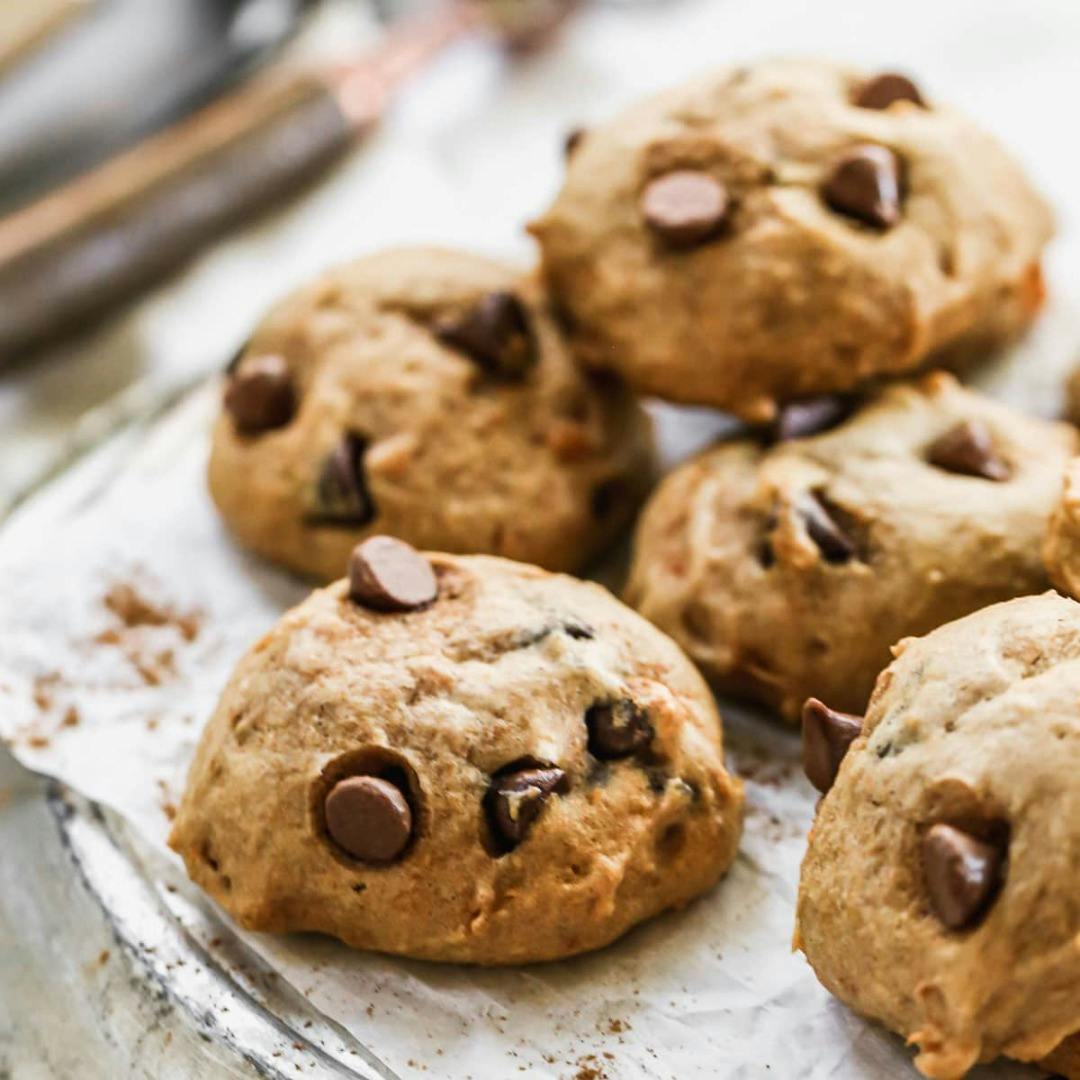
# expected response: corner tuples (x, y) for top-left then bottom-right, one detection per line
(795, 592), (1080, 1078)
(530, 59), (1051, 420)
(208, 247), (656, 581)
(168, 541), (744, 964)
(625, 372), (1078, 721)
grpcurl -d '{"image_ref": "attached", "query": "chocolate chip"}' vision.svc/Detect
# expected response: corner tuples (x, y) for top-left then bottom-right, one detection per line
(801, 697), (863, 793)
(640, 171), (730, 247)
(224, 354), (295, 435)
(822, 145), (903, 229)
(563, 619), (594, 640)
(590, 477), (626, 520)
(854, 72), (924, 110)
(486, 765), (567, 850)
(312, 434), (374, 525)
(799, 492), (856, 563)
(324, 775), (413, 862)
(564, 126), (586, 158)
(435, 292), (536, 378)
(586, 699), (653, 759)
(926, 420), (1010, 481)
(922, 823), (1005, 929)
(348, 536), (438, 612)
(772, 396), (855, 442)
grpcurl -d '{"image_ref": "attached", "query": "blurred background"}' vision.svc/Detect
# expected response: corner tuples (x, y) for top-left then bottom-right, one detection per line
(1, 0), (1079, 522)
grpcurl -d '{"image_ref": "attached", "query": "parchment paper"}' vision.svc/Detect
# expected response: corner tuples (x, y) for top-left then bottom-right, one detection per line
(2, 310), (1076, 1077)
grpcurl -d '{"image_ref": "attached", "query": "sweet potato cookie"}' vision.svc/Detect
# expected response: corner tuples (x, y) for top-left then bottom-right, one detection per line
(795, 593), (1080, 1078)
(169, 540), (743, 964)
(531, 59), (1050, 419)
(209, 247), (655, 581)
(625, 373), (1078, 720)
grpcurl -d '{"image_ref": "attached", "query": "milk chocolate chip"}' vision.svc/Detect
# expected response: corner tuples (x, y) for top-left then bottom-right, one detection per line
(225, 354), (295, 434)
(348, 536), (438, 612)
(436, 292), (536, 378)
(799, 493), (857, 563)
(586, 699), (653, 759)
(313, 434), (374, 524)
(854, 72), (924, 110)
(324, 775), (413, 862)
(926, 420), (1010, 481)
(922, 822), (1005, 929)
(802, 697), (863, 793)
(823, 145), (903, 229)
(641, 171), (729, 247)
(486, 765), (567, 850)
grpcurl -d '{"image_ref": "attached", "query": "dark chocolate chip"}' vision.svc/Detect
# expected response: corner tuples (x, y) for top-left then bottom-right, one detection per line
(586, 699), (653, 759)
(348, 536), (438, 612)
(854, 72), (924, 110)
(590, 477), (626, 520)
(772, 396), (855, 442)
(312, 434), (374, 525)
(435, 292), (536, 378)
(224, 354), (295, 435)
(486, 766), (567, 850)
(922, 823), (1005, 929)
(324, 775), (413, 862)
(564, 126), (586, 158)
(640, 171), (730, 247)
(562, 619), (594, 640)
(926, 420), (1010, 481)
(802, 697), (863, 793)
(822, 145), (903, 229)
(799, 493), (857, 563)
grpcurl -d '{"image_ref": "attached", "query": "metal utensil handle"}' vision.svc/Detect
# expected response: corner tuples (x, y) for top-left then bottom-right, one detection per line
(0, 72), (356, 362)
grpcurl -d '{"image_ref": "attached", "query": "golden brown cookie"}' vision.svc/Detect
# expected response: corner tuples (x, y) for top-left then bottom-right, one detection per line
(209, 247), (656, 581)
(169, 542), (743, 964)
(626, 373), (1078, 720)
(531, 59), (1051, 420)
(795, 592), (1080, 1078)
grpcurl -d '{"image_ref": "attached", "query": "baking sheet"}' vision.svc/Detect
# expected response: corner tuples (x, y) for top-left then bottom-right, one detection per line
(3, 310), (1076, 1077)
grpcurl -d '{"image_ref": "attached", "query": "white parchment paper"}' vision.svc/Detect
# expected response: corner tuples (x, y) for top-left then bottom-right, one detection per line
(1, 331), (1075, 1078)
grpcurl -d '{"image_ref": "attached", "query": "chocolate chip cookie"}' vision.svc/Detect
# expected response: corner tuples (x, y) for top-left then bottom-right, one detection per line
(795, 592), (1080, 1078)
(625, 372), (1078, 721)
(168, 539), (744, 964)
(208, 247), (656, 581)
(530, 59), (1051, 420)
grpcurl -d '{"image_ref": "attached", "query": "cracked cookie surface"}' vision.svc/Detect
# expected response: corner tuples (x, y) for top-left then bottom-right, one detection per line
(625, 373), (1077, 721)
(795, 592), (1080, 1079)
(169, 547), (743, 964)
(531, 59), (1051, 419)
(209, 246), (656, 581)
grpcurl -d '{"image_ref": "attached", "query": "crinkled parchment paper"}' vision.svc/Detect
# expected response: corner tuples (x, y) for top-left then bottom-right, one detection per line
(3, 304), (1075, 1077)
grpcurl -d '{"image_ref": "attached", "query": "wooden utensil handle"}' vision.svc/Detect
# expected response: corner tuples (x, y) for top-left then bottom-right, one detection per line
(0, 71), (357, 362)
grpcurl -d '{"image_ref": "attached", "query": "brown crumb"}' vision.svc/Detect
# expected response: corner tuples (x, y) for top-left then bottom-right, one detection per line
(32, 672), (62, 711)
(26, 734), (50, 748)
(62, 705), (80, 727)
(103, 583), (201, 640)
(606, 1018), (629, 1034)
(97, 949), (110, 966)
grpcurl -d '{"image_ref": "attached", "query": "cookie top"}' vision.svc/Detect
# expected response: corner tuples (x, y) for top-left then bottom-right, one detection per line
(169, 544), (743, 964)
(795, 592), (1080, 1078)
(625, 372), (1078, 720)
(531, 59), (1051, 419)
(208, 247), (656, 581)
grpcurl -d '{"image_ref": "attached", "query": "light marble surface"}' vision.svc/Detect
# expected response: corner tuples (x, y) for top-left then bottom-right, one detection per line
(3, 0), (1080, 1076)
